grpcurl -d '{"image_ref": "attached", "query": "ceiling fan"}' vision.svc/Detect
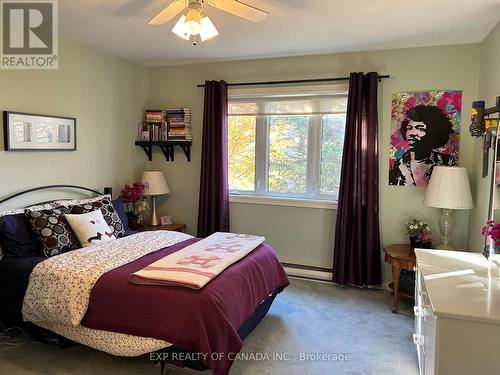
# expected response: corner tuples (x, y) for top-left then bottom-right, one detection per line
(148, 0), (269, 45)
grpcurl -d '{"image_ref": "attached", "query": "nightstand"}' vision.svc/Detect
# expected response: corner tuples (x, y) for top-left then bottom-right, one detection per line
(383, 244), (416, 313)
(130, 223), (186, 233)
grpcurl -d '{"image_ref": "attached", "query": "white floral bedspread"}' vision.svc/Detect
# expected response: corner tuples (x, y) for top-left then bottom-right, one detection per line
(23, 230), (192, 327)
(35, 320), (171, 357)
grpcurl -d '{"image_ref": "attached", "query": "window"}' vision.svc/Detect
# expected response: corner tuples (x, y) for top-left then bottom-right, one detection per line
(228, 84), (347, 202)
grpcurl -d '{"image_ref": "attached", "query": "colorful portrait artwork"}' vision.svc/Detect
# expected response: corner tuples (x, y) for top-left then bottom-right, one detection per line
(389, 90), (462, 186)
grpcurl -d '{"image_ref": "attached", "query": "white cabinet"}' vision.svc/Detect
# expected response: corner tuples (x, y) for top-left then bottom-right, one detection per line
(414, 249), (500, 375)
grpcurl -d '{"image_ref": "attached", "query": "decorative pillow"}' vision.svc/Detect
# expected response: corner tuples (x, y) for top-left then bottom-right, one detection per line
(112, 198), (129, 232)
(0, 214), (42, 258)
(0, 203), (59, 259)
(65, 197), (126, 238)
(65, 210), (116, 248)
(25, 206), (79, 257)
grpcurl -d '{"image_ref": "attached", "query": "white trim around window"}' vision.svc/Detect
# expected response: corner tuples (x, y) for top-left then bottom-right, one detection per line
(229, 194), (337, 210)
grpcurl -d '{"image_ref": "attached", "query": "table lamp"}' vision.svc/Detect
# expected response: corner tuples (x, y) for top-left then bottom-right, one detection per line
(423, 166), (473, 249)
(141, 170), (170, 226)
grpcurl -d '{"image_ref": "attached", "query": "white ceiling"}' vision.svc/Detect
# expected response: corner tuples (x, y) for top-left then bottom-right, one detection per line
(60, 0), (500, 67)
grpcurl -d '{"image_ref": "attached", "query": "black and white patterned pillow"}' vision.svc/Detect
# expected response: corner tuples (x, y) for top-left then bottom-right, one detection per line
(66, 197), (126, 238)
(25, 206), (80, 257)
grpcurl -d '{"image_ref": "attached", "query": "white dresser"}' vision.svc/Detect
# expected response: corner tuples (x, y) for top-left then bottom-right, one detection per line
(414, 249), (500, 375)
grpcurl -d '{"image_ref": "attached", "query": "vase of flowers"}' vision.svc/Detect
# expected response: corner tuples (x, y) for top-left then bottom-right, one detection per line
(404, 219), (433, 249)
(120, 182), (145, 227)
(481, 220), (500, 256)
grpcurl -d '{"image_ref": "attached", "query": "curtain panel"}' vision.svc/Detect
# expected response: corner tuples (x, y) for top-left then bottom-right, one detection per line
(197, 80), (230, 237)
(333, 72), (381, 287)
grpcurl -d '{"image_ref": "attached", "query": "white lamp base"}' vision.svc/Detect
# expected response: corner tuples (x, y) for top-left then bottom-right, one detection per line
(437, 208), (455, 250)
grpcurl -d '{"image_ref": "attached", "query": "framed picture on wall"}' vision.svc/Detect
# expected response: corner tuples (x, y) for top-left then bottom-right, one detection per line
(3, 111), (77, 151)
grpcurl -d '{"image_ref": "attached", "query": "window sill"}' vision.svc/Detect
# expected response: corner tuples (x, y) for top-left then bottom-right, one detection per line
(229, 194), (337, 210)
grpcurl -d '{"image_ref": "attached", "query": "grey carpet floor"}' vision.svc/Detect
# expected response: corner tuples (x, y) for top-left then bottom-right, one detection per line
(0, 278), (418, 375)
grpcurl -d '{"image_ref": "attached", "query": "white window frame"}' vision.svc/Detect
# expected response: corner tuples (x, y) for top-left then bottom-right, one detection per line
(228, 84), (347, 209)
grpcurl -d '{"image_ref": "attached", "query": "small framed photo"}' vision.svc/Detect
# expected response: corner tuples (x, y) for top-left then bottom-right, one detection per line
(3, 111), (76, 151)
(161, 216), (172, 225)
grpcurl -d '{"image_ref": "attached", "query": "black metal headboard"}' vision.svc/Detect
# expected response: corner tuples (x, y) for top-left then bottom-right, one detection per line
(0, 185), (112, 206)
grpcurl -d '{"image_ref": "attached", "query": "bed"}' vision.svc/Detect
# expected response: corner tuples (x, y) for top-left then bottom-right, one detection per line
(0, 185), (289, 375)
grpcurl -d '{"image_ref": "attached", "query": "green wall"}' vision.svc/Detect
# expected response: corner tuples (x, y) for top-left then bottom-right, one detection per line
(147, 43), (481, 282)
(2, 30), (497, 283)
(0, 38), (149, 208)
(468, 22), (500, 251)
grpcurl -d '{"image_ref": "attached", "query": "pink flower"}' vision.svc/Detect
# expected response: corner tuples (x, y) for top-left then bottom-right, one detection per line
(418, 231), (433, 242)
(491, 224), (500, 242)
(120, 182), (145, 204)
(481, 221), (500, 245)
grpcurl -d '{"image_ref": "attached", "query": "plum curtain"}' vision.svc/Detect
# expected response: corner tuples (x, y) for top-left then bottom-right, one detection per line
(333, 72), (381, 287)
(197, 80), (230, 237)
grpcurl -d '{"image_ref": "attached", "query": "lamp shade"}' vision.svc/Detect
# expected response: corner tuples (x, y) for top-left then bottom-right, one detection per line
(141, 171), (170, 196)
(423, 166), (473, 209)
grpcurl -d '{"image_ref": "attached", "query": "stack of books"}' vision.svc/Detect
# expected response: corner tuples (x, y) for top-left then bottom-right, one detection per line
(166, 108), (192, 142)
(145, 110), (166, 123)
(136, 108), (192, 143)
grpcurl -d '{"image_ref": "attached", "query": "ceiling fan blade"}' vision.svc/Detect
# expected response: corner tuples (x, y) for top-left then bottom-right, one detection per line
(148, 0), (186, 25)
(207, 0), (269, 22)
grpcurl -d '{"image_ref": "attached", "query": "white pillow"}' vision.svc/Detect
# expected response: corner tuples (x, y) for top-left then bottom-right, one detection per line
(65, 210), (116, 248)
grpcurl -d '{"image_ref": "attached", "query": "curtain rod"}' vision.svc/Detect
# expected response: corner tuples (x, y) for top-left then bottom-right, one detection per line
(196, 74), (390, 87)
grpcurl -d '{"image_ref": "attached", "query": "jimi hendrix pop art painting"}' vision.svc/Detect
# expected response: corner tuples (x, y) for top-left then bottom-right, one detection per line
(389, 90), (462, 186)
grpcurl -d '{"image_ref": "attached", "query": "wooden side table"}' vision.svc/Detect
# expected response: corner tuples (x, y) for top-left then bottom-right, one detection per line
(130, 223), (186, 233)
(383, 244), (416, 313)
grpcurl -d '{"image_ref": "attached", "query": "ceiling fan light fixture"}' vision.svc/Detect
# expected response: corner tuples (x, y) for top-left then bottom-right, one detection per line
(200, 15), (218, 41)
(171, 7), (218, 44)
(149, 0), (269, 44)
(184, 8), (202, 35)
(171, 15), (190, 40)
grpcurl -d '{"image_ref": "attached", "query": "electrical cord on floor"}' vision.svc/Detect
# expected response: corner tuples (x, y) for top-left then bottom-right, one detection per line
(0, 327), (29, 351)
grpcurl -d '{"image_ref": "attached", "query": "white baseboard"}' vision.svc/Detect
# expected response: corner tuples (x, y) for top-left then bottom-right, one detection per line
(284, 266), (332, 281)
(284, 266), (393, 288)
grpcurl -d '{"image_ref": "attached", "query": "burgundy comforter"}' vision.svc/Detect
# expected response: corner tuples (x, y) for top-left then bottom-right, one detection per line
(81, 238), (289, 375)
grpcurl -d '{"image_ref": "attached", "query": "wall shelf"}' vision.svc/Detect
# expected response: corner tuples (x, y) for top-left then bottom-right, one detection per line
(135, 141), (191, 162)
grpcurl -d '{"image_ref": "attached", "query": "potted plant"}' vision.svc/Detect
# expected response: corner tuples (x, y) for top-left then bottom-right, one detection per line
(120, 182), (145, 227)
(404, 219), (433, 249)
(481, 220), (500, 255)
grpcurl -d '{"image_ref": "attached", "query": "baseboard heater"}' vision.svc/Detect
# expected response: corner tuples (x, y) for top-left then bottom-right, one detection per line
(282, 262), (333, 281)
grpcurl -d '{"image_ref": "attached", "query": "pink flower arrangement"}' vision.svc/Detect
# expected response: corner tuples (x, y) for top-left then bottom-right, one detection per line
(481, 220), (500, 246)
(120, 182), (145, 214)
(418, 231), (433, 243)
